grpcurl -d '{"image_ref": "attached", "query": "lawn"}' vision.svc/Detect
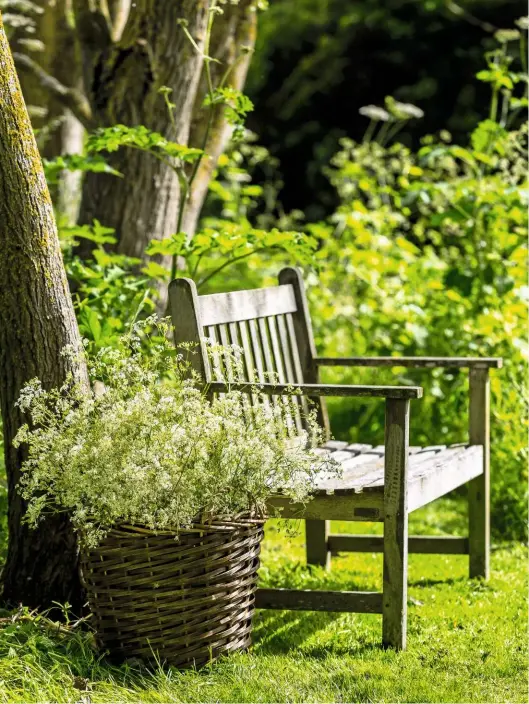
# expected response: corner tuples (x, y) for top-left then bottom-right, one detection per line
(0, 498), (526, 703)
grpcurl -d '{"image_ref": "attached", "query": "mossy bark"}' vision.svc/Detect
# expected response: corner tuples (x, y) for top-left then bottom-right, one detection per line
(0, 12), (89, 611)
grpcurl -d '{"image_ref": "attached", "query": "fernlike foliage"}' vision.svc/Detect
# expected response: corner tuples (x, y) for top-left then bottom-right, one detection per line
(13, 320), (334, 547)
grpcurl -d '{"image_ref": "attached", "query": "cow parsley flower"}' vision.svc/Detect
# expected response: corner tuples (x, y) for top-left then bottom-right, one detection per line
(359, 105), (390, 122)
(14, 318), (338, 548)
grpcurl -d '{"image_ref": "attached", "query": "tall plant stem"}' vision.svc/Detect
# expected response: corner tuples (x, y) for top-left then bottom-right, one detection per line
(363, 119), (377, 144)
(489, 88), (499, 121)
(520, 32), (527, 74)
(197, 248), (267, 290)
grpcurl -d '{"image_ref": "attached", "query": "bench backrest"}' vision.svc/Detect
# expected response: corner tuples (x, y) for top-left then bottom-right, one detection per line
(169, 267), (329, 436)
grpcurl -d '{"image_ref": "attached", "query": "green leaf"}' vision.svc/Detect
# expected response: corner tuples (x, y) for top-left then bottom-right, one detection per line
(83, 307), (102, 343)
(141, 261), (170, 280)
(59, 221), (117, 246)
(43, 154), (122, 185)
(86, 125), (203, 163)
(146, 233), (187, 257)
(471, 120), (507, 153)
(204, 88), (254, 127)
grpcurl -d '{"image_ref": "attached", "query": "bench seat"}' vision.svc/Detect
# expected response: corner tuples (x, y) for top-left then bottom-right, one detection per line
(311, 441), (483, 510)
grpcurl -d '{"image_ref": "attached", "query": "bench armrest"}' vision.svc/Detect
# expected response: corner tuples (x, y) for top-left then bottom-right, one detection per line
(315, 357), (502, 370)
(207, 381), (422, 400)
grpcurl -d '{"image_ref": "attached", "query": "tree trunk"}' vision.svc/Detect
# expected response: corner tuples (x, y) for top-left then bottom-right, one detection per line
(14, 0), (85, 222)
(77, 0), (257, 268)
(0, 11), (89, 611)
(77, 0), (210, 266)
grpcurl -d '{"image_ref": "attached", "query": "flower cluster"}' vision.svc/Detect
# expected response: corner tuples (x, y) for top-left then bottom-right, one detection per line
(14, 319), (336, 547)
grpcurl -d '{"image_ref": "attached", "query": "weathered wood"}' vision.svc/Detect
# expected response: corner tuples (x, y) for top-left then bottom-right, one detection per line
(237, 319), (261, 414)
(244, 318), (271, 412)
(314, 454), (385, 495)
(198, 284), (297, 326)
(323, 440), (350, 450)
(273, 444), (481, 499)
(255, 588), (383, 613)
(316, 357), (503, 369)
(407, 446), (483, 512)
(166, 270), (501, 646)
(205, 325), (223, 384)
(310, 444), (479, 498)
(238, 320), (256, 381)
(329, 534), (469, 555)
(268, 315), (298, 433)
(207, 381), (423, 400)
(382, 398), (410, 650)
(248, 318), (266, 383)
(169, 278), (211, 381)
(267, 493), (384, 522)
(218, 323), (234, 382)
(305, 520), (330, 569)
(361, 445), (476, 489)
(279, 267), (330, 437)
(277, 314), (303, 432)
(257, 316), (281, 410)
(468, 368), (490, 579)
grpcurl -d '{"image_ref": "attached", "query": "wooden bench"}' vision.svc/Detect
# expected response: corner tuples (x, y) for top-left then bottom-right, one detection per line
(169, 267), (502, 650)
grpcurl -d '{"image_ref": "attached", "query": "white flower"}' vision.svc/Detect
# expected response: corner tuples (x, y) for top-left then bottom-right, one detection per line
(495, 29), (520, 43)
(359, 105), (390, 122)
(389, 101), (424, 120)
(14, 318), (339, 547)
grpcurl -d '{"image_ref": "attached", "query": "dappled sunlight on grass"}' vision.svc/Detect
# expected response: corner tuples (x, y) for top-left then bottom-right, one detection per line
(0, 499), (526, 703)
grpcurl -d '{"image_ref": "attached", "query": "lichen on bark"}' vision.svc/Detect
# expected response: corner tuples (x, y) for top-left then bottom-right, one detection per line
(0, 10), (89, 611)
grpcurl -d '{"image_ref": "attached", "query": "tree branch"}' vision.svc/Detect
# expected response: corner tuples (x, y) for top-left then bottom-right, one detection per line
(108, 0), (131, 41)
(182, 0), (258, 237)
(13, 52), (96, 130)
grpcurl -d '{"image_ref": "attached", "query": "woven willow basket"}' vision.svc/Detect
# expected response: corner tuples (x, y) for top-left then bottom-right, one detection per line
(80, 517), (265, 669)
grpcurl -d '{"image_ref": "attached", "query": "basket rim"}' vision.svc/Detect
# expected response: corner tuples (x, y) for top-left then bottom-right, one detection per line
(81, 511), (267, 541)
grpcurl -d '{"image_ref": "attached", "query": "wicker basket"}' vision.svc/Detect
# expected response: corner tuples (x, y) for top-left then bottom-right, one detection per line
(80, 518), (265, 668)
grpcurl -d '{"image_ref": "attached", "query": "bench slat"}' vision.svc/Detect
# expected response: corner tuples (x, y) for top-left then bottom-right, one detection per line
(199, 284), (297, 326)
(255, 588), (383, 613)
(310, 443), (482, 496)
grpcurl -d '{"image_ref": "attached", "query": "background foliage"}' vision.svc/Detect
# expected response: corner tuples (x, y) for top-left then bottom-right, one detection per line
(0, 5), (526, 570)
(246, 0), (526, 218)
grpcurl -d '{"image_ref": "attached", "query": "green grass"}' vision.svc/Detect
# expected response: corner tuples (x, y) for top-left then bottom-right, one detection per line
(0, 498), (526, 703)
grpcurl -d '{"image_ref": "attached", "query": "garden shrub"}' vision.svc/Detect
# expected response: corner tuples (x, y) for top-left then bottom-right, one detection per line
(204, 32), (528, 539)
(308, 124), (527, 540)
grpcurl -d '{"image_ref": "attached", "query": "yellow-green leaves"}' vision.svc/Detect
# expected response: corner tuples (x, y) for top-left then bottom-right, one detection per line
(145, 224), (318, 290)
(43, 154), (122, 184)
(85, 125), (204, 163)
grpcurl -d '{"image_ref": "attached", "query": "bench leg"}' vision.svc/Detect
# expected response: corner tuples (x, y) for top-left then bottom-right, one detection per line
(382, 398), (410, 650)
(305, 520), (330, 570)
(468, 368), (490, 579)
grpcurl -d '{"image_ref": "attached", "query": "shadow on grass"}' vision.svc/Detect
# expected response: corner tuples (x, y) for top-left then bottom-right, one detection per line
(252, 608), (381, 657)
(253, 559), (383, 657)
(408, 575), (465, 588)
